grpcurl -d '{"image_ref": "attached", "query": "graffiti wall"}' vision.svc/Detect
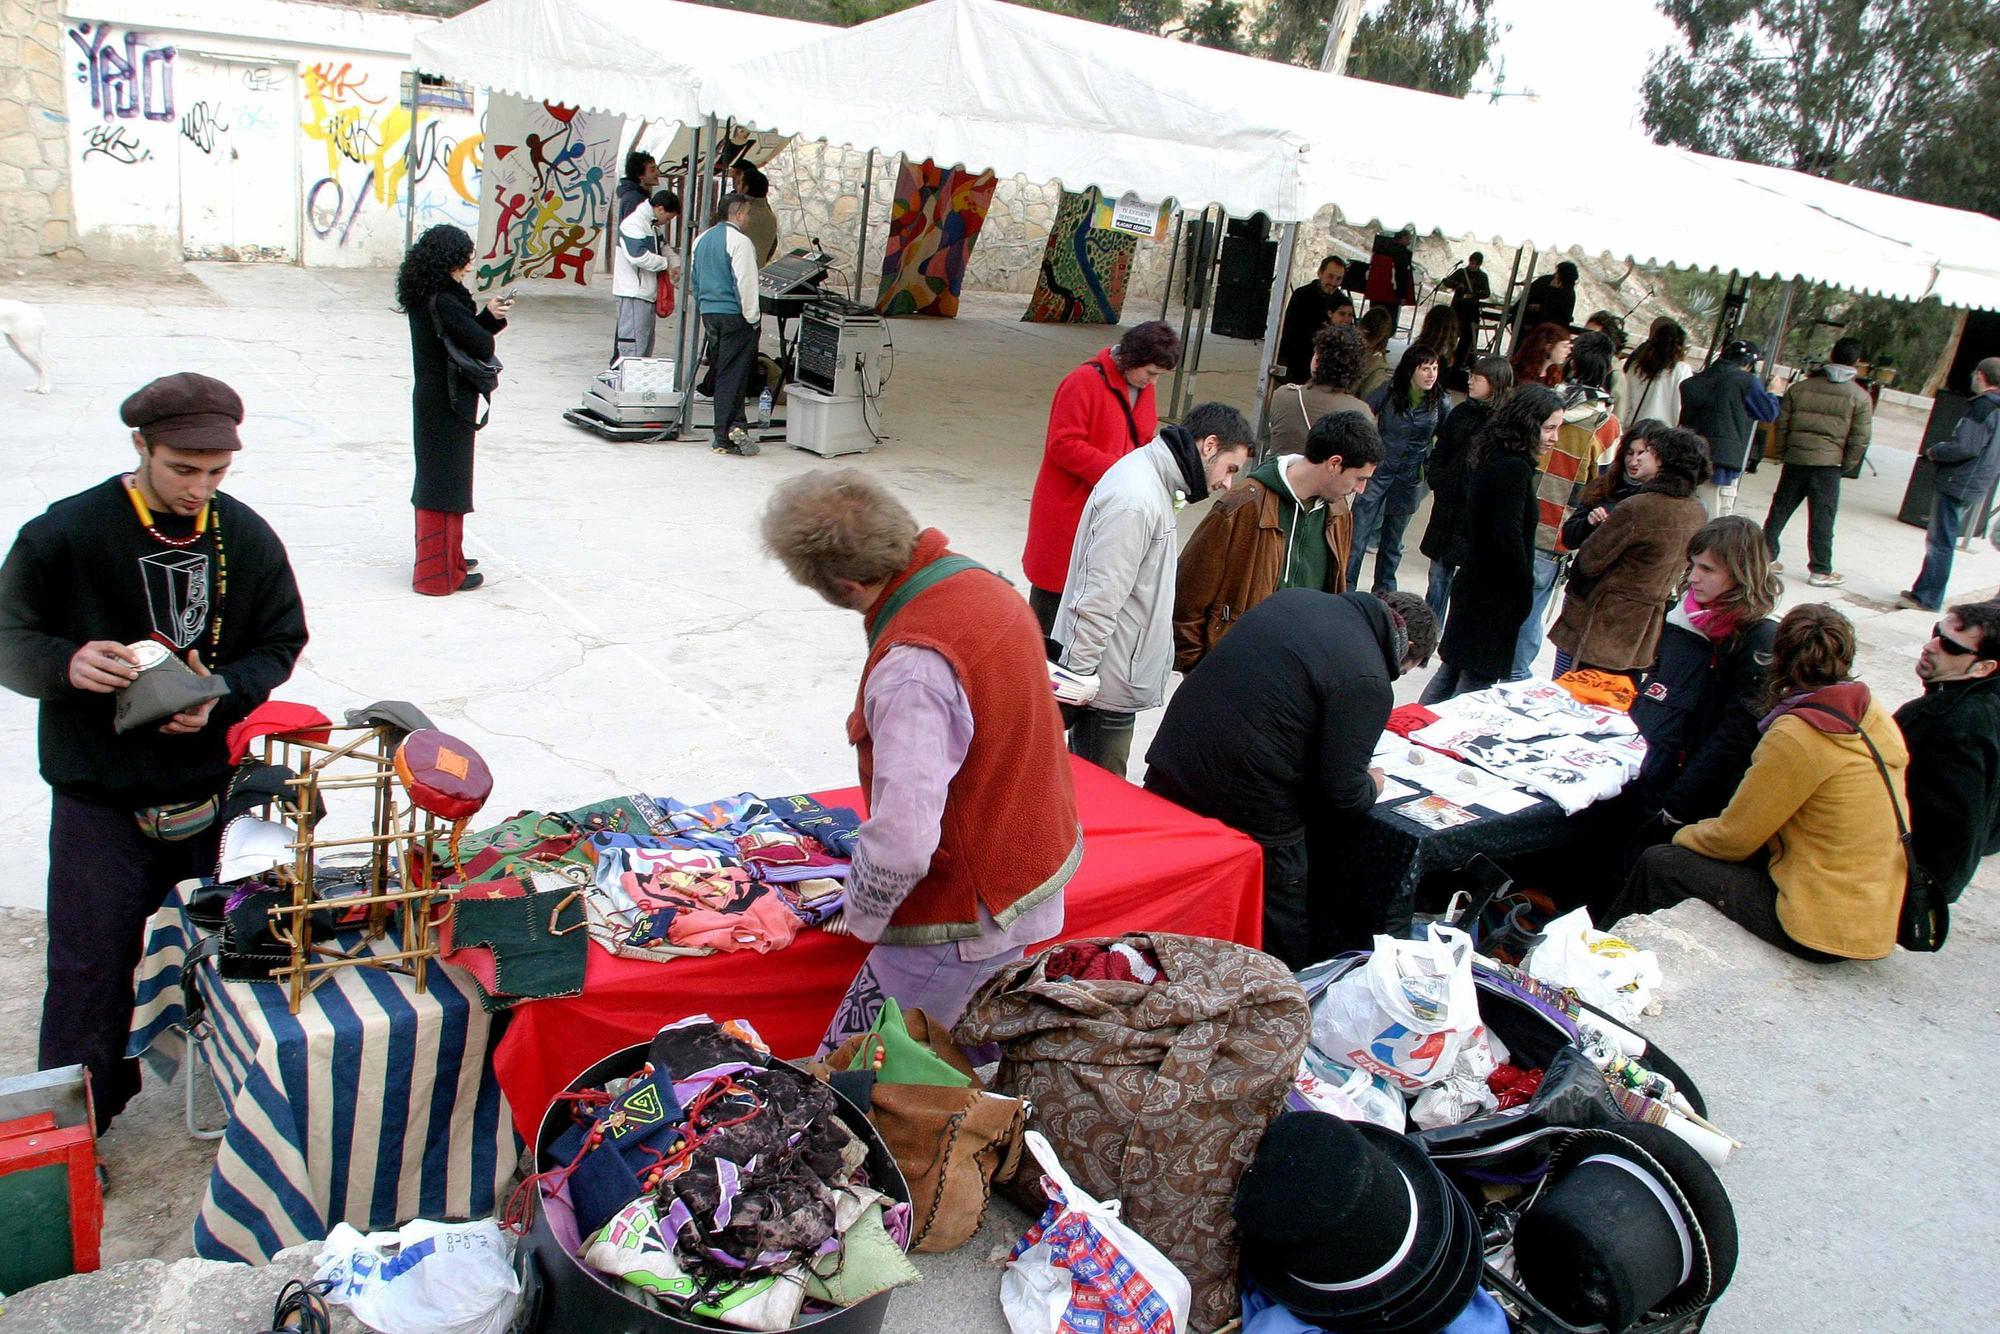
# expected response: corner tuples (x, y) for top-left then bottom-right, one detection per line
(62, 15), (483, 265)
(471, 95), (622, 292)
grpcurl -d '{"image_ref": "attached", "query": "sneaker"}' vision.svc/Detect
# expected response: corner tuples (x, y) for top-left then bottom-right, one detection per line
(1769, 561), (1785, 574)
(1807, 570), (1845, 588)
(711, 442), (761, 458)
(1897, 590), (1935, 611)
(457, 572), (485, 591)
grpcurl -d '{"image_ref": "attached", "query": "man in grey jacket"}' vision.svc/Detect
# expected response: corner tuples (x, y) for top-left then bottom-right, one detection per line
(1049, 402), (1254, 776)
(1902, 358), (2000, 612)
(1763, 337), (1874, 587)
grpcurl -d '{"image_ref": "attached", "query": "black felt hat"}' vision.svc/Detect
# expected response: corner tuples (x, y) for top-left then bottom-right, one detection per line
(1515, 1122), (1739, 1332)
(1235, 1113), (1479, 1330)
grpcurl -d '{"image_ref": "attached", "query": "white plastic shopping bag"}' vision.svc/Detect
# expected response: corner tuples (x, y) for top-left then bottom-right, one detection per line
(1526, 907), (1663, 1023)
(314, 1218), (520, 1334)
(1310, 925), (1480, 1091)
(1001, 1130), (1192, 1334)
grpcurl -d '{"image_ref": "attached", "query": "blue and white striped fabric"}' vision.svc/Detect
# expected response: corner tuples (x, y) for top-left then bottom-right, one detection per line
(128, 888), (521, 1263)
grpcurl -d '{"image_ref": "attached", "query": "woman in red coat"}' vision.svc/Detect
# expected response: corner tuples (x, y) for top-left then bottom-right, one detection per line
(1022, 321), (1182, 632)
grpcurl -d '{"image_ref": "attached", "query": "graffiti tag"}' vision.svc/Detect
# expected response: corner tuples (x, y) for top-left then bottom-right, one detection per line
(68, 23), (175, 123)
(178, 100), (229, 154)
(241, 67), (282, 93)
(306, 62), (383, 105)
(82, 123), (150, 164)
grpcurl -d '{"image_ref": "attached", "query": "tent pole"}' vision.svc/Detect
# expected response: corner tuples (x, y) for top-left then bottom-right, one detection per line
(401, 75), (423, 252)
(1761, 277), (1797, 382)
(1168, 206), (1213, 419)
(1178, 207), (1225, 421)
(1159, 210), (1184, 321)
(1250, 220), (1299, 446)
(1507, 247), (1538, 355)
(852, 147), (875, 302)
(670, 118), (715, 436)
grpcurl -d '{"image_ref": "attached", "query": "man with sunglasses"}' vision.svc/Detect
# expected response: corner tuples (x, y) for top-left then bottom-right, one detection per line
(1894, 600), (2000, 902)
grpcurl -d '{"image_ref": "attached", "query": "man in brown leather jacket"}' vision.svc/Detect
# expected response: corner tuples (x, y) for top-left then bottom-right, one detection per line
(1173, 411), (1381, 672)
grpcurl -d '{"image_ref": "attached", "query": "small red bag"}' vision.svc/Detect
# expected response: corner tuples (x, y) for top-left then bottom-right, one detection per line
(655, 269), (675, 318)
(395, 729), (492, 821)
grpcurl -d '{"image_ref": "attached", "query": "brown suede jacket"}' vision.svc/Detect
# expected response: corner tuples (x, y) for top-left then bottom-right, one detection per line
(1172, 476), (1352, 673)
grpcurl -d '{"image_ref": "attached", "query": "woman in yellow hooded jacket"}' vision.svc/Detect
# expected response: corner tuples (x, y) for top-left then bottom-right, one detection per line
(1608, 603), (1906, 960)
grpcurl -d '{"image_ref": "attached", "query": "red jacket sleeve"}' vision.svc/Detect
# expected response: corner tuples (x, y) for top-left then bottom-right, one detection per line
(1043, 366), (1125, 489)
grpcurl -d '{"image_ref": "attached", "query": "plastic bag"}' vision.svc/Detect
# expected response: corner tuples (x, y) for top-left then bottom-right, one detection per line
(1310, 925), (1480, 1092)
(1002, 1130), (1192, 1334)
(1526, 907), (1662, 1024)
(1294, 1049), (1407, 1132)
(315, 1218), (520, 1334)
(1410, 1026), (1500, 1130)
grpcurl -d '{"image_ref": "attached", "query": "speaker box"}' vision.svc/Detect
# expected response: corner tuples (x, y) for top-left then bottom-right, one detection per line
(1897, 309), (2000, 528)
(1211, 215), (1276, 340)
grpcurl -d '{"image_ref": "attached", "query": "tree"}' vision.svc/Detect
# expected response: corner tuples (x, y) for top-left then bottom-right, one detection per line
(1642, 0), (1997, 382)
(1260, 0), (1498, 96)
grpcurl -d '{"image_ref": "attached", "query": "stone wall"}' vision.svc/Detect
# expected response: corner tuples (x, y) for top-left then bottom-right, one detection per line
(0, 0), (78, 258)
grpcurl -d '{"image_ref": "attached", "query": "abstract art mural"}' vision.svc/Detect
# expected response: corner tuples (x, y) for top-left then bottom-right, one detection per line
(873, 159), (998, 318)
(473, 94), (624, 292)
(1025, 187), (1138, 326)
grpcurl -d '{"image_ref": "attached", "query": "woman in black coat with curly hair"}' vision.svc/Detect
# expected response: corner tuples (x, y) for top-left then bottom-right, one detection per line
(1422, 385), (1565, 702)
(398, 224), (512, 596)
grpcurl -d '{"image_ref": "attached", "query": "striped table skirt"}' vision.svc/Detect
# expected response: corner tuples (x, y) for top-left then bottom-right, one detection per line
(128, 886), (520, 1263)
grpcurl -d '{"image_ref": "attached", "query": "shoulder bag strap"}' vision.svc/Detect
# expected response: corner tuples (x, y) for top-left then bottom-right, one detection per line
(1092, 359), (1144, 449)
(428, 293), (490, 429)
(866, 555), (989, 650)
(1809, 703), (1908, 837)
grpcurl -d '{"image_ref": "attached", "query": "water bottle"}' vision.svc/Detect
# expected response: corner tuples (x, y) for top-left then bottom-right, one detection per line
(757, 387), (774, 429)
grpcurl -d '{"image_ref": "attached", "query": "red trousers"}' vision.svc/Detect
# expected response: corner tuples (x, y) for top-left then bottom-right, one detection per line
(413, 508), (467, 596)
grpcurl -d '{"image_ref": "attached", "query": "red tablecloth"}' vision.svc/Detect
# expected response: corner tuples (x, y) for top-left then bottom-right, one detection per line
(492, 755), (1263, 1140)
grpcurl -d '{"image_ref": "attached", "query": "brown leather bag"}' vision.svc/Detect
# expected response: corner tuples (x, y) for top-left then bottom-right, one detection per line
(818, 1007), (1028, 1254)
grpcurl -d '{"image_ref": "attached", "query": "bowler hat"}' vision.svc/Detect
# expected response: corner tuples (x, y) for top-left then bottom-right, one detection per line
(1235, 1112), (1481, 1331)
(1514, 1122), (1738, 1332)
(121, 372), (244, 452)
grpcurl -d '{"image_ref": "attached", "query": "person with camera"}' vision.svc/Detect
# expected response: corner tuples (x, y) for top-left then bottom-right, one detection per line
(0, 373), (307, 1130)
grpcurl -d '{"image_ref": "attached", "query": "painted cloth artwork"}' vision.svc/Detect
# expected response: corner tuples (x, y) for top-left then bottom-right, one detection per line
(473, 94), (624, 292)
(1025, 188), (1139, 325)
(1409, 684), (1648, 815)
(873, 159), (1000, 318)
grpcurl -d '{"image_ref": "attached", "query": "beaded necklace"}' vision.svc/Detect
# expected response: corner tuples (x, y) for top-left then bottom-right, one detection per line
(123, 475), (228, 657)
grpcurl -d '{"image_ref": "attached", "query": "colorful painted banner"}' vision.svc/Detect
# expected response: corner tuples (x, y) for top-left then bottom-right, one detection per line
(1025, 188), (1138, 325)
(473, 94), (624, 292)
(873, 159), (999, 318)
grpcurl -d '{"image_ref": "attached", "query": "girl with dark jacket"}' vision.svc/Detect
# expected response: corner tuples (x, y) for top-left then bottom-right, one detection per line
(1423, 385), (1565, 702)
(1348, 346), (1447, 594)
(399, 224), (511, 597)
(1632, 516), (1782, 825)
(1548, 427), (1712, 675)
(1550, 418), (1668, 675)
(1420, 354), (1513, 620)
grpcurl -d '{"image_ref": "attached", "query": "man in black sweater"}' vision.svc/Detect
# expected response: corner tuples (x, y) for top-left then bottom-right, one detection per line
(1143, 588), (1436, 969)
(1895, 601), (2000, 903)
(0, 372), (307, 1129)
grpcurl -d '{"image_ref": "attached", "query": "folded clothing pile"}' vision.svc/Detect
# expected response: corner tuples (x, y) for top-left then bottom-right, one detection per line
(541, 1016), (918, 1332)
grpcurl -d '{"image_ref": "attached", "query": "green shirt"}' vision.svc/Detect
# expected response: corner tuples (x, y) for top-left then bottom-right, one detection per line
(1250, 455), (1331, 592)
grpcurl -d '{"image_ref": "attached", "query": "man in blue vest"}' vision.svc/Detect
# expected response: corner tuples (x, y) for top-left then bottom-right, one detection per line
(690, 192), (763, 457)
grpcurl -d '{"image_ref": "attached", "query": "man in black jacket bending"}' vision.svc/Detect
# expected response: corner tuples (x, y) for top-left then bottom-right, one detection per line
(1895, 600), (2000, 902)
(1143, 589), (1436, 969)
(0, 373), (307, 1129)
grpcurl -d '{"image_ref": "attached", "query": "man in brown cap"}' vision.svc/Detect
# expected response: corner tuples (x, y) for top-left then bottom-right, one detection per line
(0, 371), (307, 1131)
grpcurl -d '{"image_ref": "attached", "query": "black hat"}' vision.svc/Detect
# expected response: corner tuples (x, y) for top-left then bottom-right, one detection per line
(1515, 1122), (1739, 1332)
(121, 372), (244, 452)
(1235, 1113), (1480, 1331)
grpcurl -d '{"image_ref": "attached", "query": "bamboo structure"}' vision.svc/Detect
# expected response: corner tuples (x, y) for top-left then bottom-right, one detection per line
(252, 724), (445, 1013)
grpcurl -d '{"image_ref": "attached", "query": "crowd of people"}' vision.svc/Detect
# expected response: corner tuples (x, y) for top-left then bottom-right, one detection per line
(1018, 296), (2000, 972)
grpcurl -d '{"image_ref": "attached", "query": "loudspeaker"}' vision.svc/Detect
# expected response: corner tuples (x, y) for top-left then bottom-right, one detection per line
(1897, 309), (2000, 528)
(1182, 217), (1219, 310)
(1211, 214), (1276, 340)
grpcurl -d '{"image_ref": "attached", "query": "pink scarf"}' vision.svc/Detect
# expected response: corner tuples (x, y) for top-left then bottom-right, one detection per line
(1682, 590), (1739, 642)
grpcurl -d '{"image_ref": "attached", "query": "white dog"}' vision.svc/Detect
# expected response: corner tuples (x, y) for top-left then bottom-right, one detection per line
(0, 299), (52, 393)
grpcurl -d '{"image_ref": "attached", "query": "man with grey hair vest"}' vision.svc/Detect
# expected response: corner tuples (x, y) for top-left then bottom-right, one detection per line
(690, 191), (763, 457)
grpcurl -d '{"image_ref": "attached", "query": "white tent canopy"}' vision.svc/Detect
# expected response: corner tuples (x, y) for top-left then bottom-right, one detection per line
(703, 0), (1307, 219)
(409, 0), (827, 127)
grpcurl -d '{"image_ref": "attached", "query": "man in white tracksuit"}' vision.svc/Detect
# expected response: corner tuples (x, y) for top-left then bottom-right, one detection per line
(611, 188), (680, 365)
(1049, 401), (1255, 777)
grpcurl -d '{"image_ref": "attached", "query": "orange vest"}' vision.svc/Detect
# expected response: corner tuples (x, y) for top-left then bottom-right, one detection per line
(847, 529), (1082, 944)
